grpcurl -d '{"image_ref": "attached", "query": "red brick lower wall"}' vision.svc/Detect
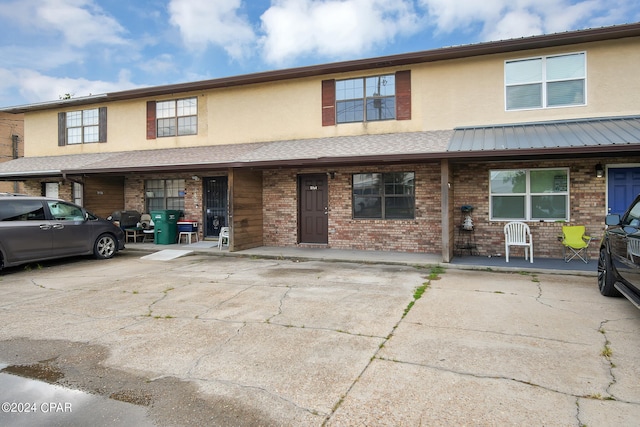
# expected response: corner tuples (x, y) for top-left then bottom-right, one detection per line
(263, 163), (442, 253)
(452, 158), (611, 260)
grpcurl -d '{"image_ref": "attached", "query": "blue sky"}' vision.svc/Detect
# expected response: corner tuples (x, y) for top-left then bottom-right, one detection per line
(0, 0), (639, 108)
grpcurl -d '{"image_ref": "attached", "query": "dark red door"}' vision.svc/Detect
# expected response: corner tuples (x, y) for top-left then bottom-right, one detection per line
(299, 174), (328, 244)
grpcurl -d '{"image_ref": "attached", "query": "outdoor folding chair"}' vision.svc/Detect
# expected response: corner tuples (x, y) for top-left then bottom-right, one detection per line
(561, 225), (592, 264)
(504, 221), (533, 263)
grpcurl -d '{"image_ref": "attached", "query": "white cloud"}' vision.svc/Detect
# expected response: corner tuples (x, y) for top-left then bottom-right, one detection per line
(418, 0), (621, 41)
(138, 54), (179, 75)
(0, 0), (127, 47)
(168, 0), (256, 60)
(259, 0), (421, 65)
(2, 69), (139, 105)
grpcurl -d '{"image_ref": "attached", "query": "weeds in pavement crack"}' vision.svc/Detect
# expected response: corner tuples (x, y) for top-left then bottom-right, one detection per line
(323, 266), (444, 426)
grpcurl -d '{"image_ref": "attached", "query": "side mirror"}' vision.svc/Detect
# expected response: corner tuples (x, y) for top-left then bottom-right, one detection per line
(605, 214), (621, 226)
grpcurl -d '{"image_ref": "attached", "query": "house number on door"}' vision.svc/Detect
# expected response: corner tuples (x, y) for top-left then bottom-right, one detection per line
(309, 186), (318, 190)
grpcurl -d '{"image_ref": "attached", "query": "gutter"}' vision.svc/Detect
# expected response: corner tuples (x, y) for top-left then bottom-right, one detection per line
(58, 144), (640, 176)
(3, 23), (640, 114)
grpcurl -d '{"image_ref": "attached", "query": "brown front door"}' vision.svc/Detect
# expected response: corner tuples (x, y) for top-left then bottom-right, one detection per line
(299, 174), (328, 244)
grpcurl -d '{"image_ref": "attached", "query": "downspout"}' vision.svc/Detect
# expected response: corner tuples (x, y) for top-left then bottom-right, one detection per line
(11, 134), (18, 193)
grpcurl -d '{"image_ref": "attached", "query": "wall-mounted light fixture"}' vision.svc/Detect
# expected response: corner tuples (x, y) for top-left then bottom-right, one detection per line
(595, 163), (604, 178)
(329, 172), (335, 179)
(192, 175), (200, 181)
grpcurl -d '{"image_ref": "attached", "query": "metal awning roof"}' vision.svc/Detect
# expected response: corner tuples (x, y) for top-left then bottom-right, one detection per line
(448, 116), (640, 154)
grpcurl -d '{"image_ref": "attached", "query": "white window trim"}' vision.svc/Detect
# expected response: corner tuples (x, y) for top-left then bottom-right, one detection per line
(489, 167), (570, 222)
(504, 51), (587, 112)
(336, 74), (396, 124)
(156, 97), (198, 137)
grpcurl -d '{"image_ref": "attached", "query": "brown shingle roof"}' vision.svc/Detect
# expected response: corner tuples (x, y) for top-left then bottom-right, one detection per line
(0, 131), (453, 177)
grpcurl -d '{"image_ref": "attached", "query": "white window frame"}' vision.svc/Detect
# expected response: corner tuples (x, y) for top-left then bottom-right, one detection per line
(73, 182), (83, 206)
(504, 52), (586, 111)
(66, 108), (100, 144)
(156, 97), (198, 137)
(336, 74), (396, 123)
(489, 168), (570, 222)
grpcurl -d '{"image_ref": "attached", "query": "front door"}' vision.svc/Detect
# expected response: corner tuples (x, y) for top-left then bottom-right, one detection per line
(299, 174), (328, 244)
(204, 177), (228, 238)
(608, 167), (640, 216)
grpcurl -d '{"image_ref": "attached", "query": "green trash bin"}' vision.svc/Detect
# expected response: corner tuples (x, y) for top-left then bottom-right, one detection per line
(151, 210), (181, 245)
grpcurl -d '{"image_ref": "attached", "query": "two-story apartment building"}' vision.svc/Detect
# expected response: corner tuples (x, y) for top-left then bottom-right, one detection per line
(1, 23), (639, 262)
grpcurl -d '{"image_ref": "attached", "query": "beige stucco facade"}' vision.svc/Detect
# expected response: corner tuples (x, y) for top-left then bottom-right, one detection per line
(23, 36), (640, 158)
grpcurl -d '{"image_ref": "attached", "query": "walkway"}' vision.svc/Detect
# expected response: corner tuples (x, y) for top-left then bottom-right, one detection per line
(124, 241), (597, 276)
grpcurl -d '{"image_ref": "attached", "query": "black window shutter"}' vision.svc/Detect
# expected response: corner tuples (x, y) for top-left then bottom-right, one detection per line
(58, 112), (66, 146)
(98, 107), (107, 142)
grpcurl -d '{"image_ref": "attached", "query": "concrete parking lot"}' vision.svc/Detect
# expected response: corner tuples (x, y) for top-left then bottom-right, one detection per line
(0, 250), (639, 426)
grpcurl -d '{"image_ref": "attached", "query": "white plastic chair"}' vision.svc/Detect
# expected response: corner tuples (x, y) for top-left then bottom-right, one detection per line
(504, 222), (533, 263)
(218, 227), (230, 250)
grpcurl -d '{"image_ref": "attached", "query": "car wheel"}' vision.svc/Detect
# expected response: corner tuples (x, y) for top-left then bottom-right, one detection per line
(94, 233), (117, 260)
(598, 247), (621, 297)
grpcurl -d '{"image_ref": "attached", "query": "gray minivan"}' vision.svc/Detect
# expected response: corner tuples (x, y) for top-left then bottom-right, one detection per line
(0, 195), (125, 270)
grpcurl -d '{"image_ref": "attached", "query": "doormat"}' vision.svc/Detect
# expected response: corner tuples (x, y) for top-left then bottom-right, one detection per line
(141, 250), (194, 261)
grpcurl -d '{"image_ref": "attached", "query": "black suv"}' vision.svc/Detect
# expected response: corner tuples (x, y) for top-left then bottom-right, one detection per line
(0, 195), (125, 270)
(598, 194), (640, 308)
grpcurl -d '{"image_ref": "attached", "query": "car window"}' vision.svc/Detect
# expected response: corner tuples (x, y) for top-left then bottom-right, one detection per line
(47, 201), (85, 221)
(0, 200), (46, 221)
(623, 201), (640, 226)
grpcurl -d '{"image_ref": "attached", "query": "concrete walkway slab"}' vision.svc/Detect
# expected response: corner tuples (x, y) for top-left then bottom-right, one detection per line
(140, 249), (193, 260)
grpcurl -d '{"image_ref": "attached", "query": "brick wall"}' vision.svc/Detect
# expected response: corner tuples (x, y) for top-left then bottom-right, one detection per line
(124, 173), (205, 238)
(263, 163), (442, 253)
(452, 158), (615, 260)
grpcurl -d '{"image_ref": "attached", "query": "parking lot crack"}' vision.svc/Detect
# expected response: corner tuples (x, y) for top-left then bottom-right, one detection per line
(598, 319), (619, 399)
(323, 275), (435, 426)
(188, 376), (327, 419)
(265, 286), (292, 324)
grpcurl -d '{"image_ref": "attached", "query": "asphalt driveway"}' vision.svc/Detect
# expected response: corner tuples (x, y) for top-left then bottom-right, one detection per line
(0, 251), (639, 426)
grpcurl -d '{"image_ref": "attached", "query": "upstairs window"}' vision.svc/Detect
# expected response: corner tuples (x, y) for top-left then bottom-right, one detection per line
(156, 97), (197, 137)
(336, 75), (396, 123)
(322, 71), (410, 126)
(505, 52), (586, 110)
(58, 107), (107, 146)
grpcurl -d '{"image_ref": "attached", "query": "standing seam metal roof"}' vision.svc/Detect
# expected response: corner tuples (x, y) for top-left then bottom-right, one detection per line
(448, 116), (640, 152)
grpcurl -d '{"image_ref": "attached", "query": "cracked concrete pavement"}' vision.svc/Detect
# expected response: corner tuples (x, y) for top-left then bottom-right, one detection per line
(0, 250), (639, 426)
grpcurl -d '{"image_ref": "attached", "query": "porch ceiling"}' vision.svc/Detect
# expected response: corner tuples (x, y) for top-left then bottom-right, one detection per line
(448, 115), (640, 156)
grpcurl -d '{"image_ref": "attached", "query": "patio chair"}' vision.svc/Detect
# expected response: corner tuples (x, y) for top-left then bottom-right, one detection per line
(140, 214), (155, 243)
(561, 225), (592, 264)
(218, 227), (230, 250)
(504, 221), (533, 263)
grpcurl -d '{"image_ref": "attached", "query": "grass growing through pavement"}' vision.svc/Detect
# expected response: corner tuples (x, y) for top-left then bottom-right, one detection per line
(402, 265), (445, 318)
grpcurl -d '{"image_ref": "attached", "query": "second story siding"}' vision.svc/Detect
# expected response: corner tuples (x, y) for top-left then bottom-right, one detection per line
(21, 34), (640, 158)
